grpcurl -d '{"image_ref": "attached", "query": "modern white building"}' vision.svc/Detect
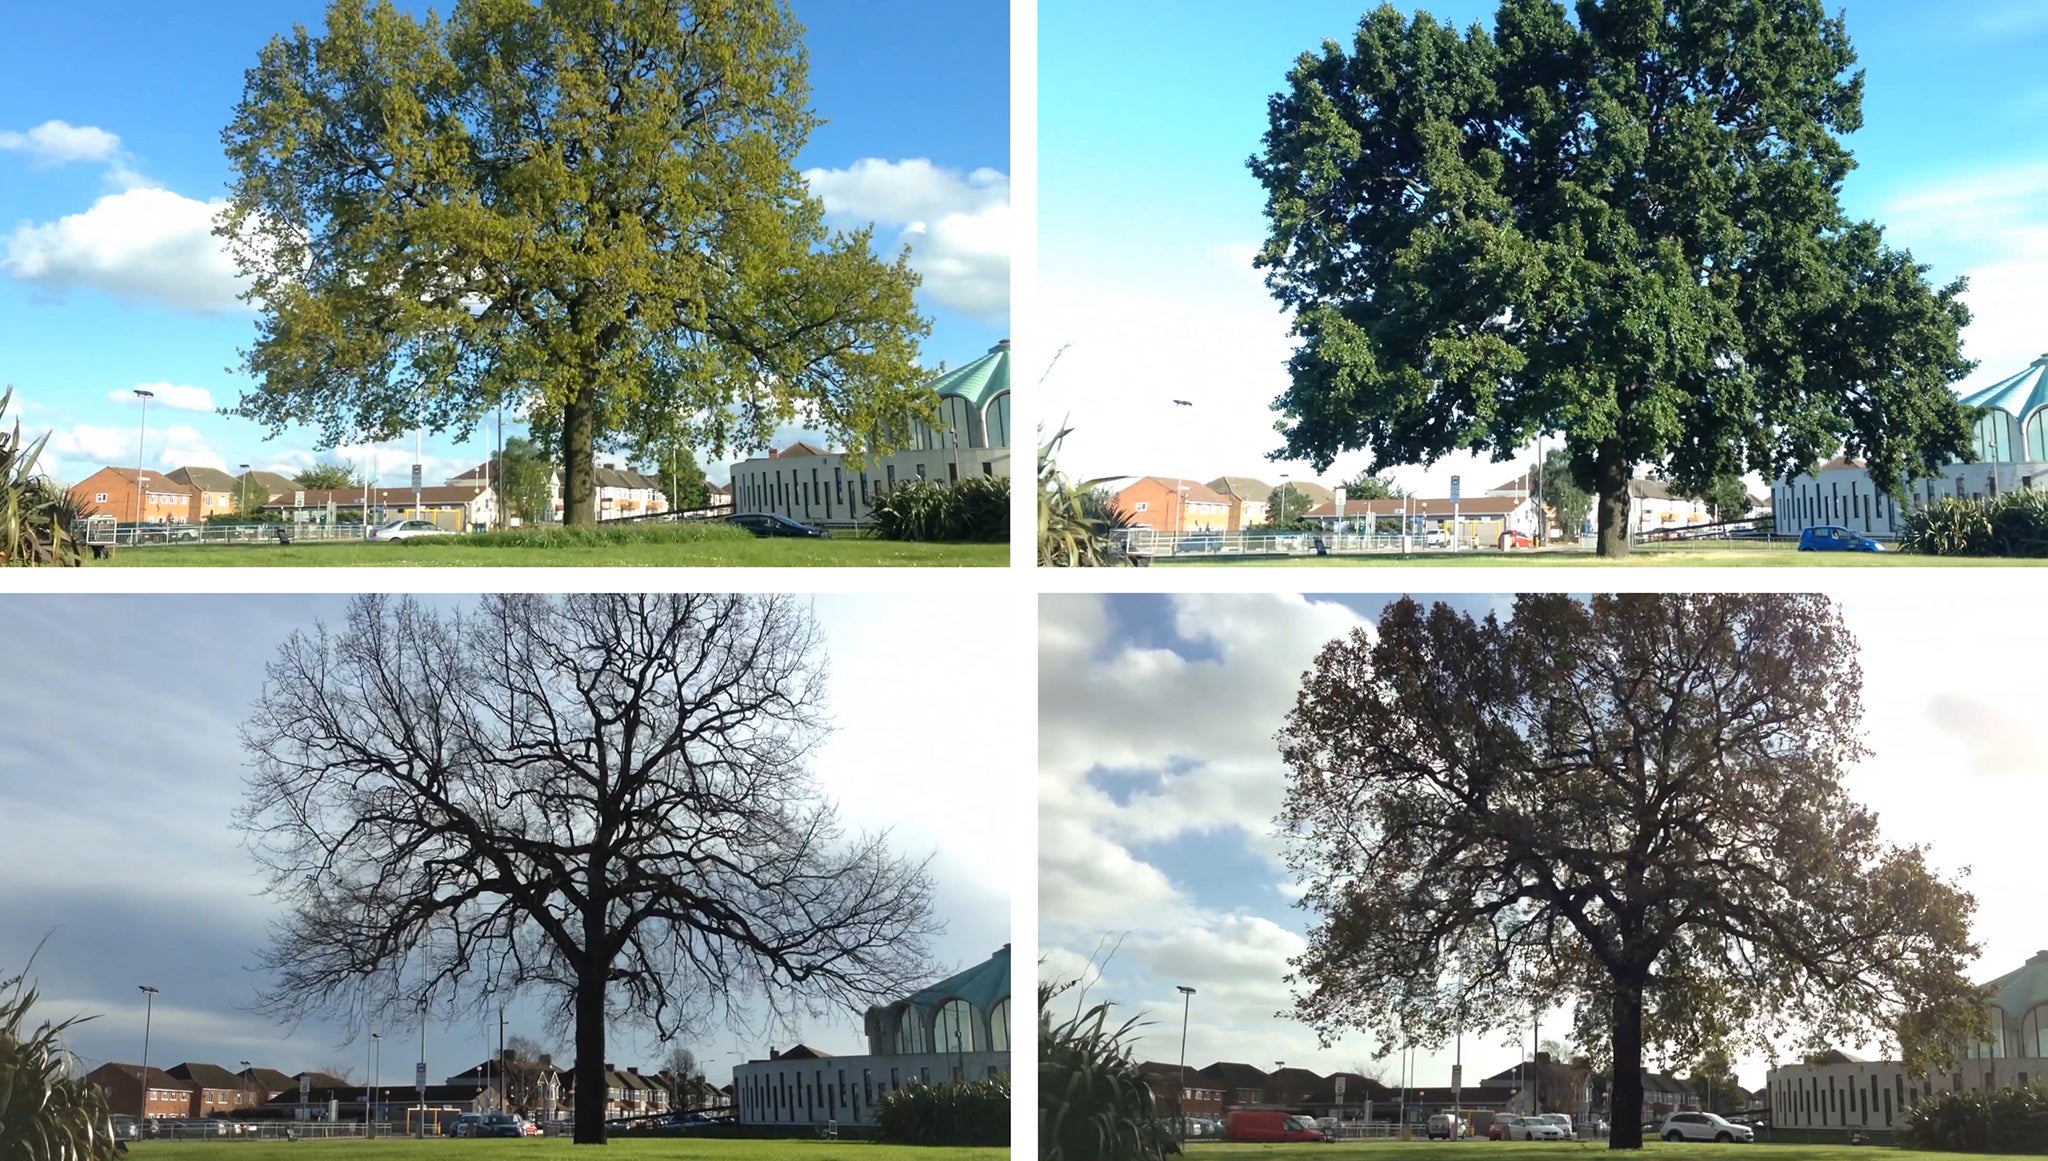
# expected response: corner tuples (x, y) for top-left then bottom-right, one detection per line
(727, 342), (1012, 528)
(1775, 354), (2048, 538)
(1766, 949), (2048, 1136)
(733, 945), (1010, 1130)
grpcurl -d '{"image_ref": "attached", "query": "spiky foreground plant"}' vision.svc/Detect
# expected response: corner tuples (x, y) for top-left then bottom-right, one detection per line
(1038, 426), (1129, 566)
(1039, 980), (1178, 1161)
(0, 387), (88, 567)
(0, 971), (119, 1161)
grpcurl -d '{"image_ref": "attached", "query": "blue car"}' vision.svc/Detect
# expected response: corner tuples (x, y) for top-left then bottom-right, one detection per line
(1798, 525), (1884, 552)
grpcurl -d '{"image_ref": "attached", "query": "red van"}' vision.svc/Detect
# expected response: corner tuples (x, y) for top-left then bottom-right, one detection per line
(1224, 1110), (1326, 1143)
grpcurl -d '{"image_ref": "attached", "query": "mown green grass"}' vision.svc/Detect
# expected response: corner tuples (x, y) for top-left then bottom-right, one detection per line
(1159, 540), (2045, 567)
(127, 1138), (1003, 1161)
(98, 524), (1005, 567)
(1185, 1141), (2021, 1160)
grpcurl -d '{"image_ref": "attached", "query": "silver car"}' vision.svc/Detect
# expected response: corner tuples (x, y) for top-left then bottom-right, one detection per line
(1660, 1112), (1754, 1143)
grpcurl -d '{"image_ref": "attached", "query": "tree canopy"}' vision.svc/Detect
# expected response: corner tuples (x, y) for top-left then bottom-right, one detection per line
(1276, 594), (1984, 1149)
(1251, 0), (1976, 556)
(292, 462), (359, 490)
(495, 436), (556, 525)
(219, 0), (934, 525)
(1342, 471), (1406, 500)
(1267, 482), (1315, 529)
(235, 593), (939, 1144)
(1538, 448), (1591, 542)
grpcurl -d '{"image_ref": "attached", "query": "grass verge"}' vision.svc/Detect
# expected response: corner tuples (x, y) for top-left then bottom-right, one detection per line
(125, 1139), (1004, 1161)
(1184, 1142), (2027, 1160)
(99, 524), (1005, 567)
(1158, 540), (2048, 567)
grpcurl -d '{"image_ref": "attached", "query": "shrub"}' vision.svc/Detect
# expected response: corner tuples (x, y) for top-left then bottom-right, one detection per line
(868, 475), (1009, 542)
(0, 387), (87, 567)
(1039, 980), (1179, 1161)
(1, 969), (120, 1161)
(1900, 492), (2048, 557)
(1899, 1082), (2048, 1153)
(873, 1075), (1009, 1147)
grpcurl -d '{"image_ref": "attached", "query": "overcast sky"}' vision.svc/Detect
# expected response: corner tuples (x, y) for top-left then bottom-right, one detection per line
(1040, 592), (2048, 1092)
(0, 594), (1016, 1088)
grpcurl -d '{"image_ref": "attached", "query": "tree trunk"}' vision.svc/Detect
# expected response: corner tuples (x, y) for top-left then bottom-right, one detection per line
(1594, 438), (1631, 558)
(571, 964), (608, 1145)
(1609, 980), (1646, 1150)
(561, 388), (598, 526)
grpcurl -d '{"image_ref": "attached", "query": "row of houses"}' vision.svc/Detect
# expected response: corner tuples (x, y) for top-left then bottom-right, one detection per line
(1114, 472), (1744, 541)
(66, 463), (732, 530)
(87, 1055), (733, 1123)
(1138, 1054), (1756, 1127)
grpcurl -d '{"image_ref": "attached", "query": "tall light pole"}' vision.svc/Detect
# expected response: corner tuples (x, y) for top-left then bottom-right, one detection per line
(418, 999), (429, 1138)
(130, 388), (155, 532)
(1175, 986), (1195, 1144)
(237, 463), (252, 522)
(136, 985), (159, 1122)
(371, 1032), (382, 1136)
(1171, 399), (1194, 543)
(240, 1060), (253, 1113)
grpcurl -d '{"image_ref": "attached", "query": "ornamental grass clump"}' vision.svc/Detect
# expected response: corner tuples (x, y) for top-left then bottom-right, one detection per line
(873, 1075), (1010, 1147)
(0, 970), (120, 1161)
(1039, 980), (1179, 1161)
(1899, 1082), (2048, 1153)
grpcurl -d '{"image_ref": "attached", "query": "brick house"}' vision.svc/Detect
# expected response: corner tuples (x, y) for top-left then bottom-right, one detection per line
(87, 1063), (193, 1119)
(69, 467), (196, 524)
(162, 467), (242, 522)
(1113, 477), (1231, 533)
(258, 484), (498, 531)
(1195, 1062), (1273, 1110)
(1138, 1060), (1225, 1119)
(237, 1066), (298, 1102)
(165, 1062), (250, 1116)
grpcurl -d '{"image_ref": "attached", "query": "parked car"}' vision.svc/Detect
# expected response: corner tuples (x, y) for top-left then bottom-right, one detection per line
(727, 512), (829, 539)
(1498, 529), (1533, 549)
(1223, 1109), (1325, 1143)
(470, 1112), (525, 1138)
(1510, 1117), (1568, 1141)
(449, 1113), (488, 1138)
(1659, 1112), (1754, 1143)
(1531, 1113), (1575, 1140)
(1797, 525), (1883, 552)
(1423, 528), (1451, 548)
(1489, 1116), (1517, 1140)
(1427, 1113), (1470, 1139)
(521, 1119), (544, 1136)
(370, 518), (456, 541)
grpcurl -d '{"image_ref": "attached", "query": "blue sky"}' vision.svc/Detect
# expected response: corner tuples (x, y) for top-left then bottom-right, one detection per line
(1040, 592), (2048, 1093)
(0, 594), (1016, 1087)
(1038, 0), (2048, 493)
(0, 0), (1008, 488)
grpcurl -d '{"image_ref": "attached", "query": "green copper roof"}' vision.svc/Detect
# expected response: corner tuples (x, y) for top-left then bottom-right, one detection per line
(930, 340), (1011, 410)
(1958, 354), (2048, 419)
(1986, 949), (2048, 1019)
(905, 944), (1010, 1012)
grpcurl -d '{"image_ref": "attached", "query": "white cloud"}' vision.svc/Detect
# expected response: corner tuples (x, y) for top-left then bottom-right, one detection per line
(2, 187), (247, 313)
(44, 422), (217, 478)
(805, 158), (1009, 326)
(1883, 164), (2048, 384)
(0, 120), (120, 166)
(107, 382), (216, 413)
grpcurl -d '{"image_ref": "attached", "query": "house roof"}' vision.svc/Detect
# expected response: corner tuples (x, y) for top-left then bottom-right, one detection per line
(773, 441), (831, 458)
(1985, 948), (2048, 1030)
(930, 340), (1011, 410)
(238, 1067), (297, 1094)
(242, 470), (299, 497)
(1283, 480), (1335, 504)
(165, 467), (241, 494)
(99, 467), (195, 494)
(769, 1044), (833, 1060)
(1489, 470), (1536, 496)
(97, 1063), (186, 1088)
(1197, 1061), (1271, 1090)
(903, 944), (1010, 1016)
(1206, 476), (1273, 503)
(1121, 477), (1231, 505)
(294, 1071), (352, 1090)
(167, 1062), (244, 1089)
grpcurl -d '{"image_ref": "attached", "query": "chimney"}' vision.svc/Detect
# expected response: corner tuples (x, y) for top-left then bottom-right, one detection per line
(603, 1062), (615, 1072)
(539, 1055), (552, 1069)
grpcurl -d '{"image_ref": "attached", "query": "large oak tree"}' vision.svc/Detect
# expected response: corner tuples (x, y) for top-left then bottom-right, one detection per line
(1251, 1), (1976, 556)
(1276, 594), (1984, 1148)
(219, 0), (933, 524)
(236, 593), (938, 1144)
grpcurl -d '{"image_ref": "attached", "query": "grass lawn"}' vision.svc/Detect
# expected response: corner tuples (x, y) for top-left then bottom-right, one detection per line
(125, 1139), (1003, 1161)
(95, 528), (1005, 568)
(1158, 540), (2043, 567)
(1183, 1142), (2025, 1160)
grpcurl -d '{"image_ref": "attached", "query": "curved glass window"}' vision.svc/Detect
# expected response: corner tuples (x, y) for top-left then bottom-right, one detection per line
(1967, 1006), (2007, 1059)
(988, 996), (1011, 1052)
(2022, 1005), (2048, 1058)
(939, 396), (977, 449)
(985, 392), (1011, 449)
(2026, 411), (2048, 462)
(1977, 411), (2014, 462)
(933, 998), (980, 1054)
(892, 1007), (927, 1055)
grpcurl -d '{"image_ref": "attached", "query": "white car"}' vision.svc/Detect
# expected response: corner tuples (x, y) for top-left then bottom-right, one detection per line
(370, 518), (454, 541)
(1532, 1113), (1575, 1140)
(1660, 1112), (1754, 1143)
(1511, 1117), (1568, 1141)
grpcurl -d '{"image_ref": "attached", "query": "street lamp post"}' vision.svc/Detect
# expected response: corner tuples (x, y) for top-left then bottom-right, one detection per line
(136, 985), (159, 1123)
(1171, 399), (1194, 545)
(241, 1061), (253, 1114)
(1175, 985), (1195, 1144)
(130, 388), (155, 534)
(371, 1032), (382, 1137)
(418, 999), (428, 1138)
